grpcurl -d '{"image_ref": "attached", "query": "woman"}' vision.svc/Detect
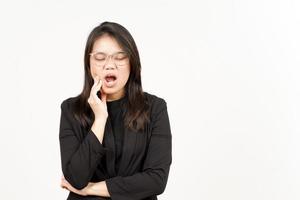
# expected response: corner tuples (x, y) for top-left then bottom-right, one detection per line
(59, 21), (172, 200)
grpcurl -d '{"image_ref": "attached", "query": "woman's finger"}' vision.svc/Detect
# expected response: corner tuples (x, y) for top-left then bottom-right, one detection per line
(91, 76), (100, 93)
(89, 77), (101, 101)
(91, 75), (100, 91)
(60, 179), (68, 189)
(91, 76), (100, 91)
(91, 79), (102, 101)
(61, 184), (67, 189)
(93, 75), (99, 83)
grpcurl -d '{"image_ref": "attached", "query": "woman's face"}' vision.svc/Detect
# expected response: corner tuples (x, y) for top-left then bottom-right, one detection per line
(90, 34), (130, 101)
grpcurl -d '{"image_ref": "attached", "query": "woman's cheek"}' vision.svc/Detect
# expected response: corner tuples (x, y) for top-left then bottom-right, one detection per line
(90, 66), (100, 79)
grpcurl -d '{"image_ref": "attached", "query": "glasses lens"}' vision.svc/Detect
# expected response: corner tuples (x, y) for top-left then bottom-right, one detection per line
(94, 53), (106, 61)
(114, 52), (128, 66)
(91, 53), (106, 67)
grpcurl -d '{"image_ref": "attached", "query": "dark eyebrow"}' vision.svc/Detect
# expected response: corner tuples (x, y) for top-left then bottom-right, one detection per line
(92, 51), (126, 55)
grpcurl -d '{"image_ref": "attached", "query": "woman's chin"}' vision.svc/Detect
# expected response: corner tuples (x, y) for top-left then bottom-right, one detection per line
(102, 86), (116, 94)
(102, 86), (122, 96)
(102, 86), (125, 100)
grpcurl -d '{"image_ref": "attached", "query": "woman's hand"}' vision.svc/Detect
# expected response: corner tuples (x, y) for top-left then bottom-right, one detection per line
(88, 76), (108, 120)
(60, 176), (110, 197)
(60, 176), (89, 196)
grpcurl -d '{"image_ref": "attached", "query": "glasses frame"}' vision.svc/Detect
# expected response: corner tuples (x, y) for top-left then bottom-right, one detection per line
(89, 51), (129, 69)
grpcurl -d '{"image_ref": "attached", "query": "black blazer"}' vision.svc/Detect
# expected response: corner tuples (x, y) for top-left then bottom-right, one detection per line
(59, 92), (172, 200)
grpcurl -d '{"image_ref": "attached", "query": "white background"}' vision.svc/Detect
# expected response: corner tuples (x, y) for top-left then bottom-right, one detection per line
(0, 0), (299, 199)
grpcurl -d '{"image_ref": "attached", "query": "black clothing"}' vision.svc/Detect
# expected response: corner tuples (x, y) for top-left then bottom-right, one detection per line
(59, 92), (172, 200)
(106, 96), (125, 174)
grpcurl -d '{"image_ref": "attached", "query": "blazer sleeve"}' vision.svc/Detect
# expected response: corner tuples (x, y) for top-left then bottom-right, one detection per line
(59, 99), (106, 189)
(105, 98), (172, 200)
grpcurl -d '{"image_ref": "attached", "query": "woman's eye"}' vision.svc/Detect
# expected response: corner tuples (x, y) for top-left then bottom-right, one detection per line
(94, 54), (106, 60)
(95, 57), (105, 61)
(115, 53), (127, 60)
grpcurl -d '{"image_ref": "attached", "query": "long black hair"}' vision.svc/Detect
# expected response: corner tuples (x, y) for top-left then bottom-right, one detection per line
(72, 21), (149, 132)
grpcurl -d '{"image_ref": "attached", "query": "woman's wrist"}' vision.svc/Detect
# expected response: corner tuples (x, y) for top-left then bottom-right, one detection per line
(86, 181), (110, 197)
(91, 118), (107, 143)
(94, 117), (107, 125)
(85, 182), (95, 196)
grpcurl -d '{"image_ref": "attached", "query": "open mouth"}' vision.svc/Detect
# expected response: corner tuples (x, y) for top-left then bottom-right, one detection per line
(105, 74), (117, 82)
(104, 74), (117, 87)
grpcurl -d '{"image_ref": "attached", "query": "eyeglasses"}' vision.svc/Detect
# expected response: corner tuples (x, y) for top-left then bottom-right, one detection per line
(89, 51), (129, 68)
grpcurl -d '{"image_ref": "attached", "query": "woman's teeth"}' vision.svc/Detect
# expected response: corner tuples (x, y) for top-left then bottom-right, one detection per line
(104, 75), (117, 87)
(105, 77), (115, 82)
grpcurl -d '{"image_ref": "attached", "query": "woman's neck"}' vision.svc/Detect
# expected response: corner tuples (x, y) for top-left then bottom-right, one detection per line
(106, 90), (125, 102)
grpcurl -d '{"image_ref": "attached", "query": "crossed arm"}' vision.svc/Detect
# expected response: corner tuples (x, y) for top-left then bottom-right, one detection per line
(60, 176), (110, 197)
(59, 98), (172, 200)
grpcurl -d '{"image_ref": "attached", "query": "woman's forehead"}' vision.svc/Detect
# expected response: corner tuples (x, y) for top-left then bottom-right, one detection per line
(92, 34), (123, 53)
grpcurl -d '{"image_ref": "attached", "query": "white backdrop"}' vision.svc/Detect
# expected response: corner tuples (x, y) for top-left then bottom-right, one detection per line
(0, 0), (299, 199)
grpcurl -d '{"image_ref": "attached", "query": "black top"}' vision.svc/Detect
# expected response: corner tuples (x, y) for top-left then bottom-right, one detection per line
(106, 96), (126, 174)
(59, 92), (172, 200)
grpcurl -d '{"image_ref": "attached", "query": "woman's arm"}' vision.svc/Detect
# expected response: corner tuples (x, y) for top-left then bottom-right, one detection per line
(61, 176), (110, 197)
(87, 181), (110, 197)
(59, 100), (107, 190)
(59, 77), (108, 190)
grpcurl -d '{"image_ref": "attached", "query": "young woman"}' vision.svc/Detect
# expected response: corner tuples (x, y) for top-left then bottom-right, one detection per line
(59, 22), (172, 200)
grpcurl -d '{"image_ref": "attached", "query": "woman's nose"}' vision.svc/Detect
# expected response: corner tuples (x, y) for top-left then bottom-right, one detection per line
(103, 56), (117, 69)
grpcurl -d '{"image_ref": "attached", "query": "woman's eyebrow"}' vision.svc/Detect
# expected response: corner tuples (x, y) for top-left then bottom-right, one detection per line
(92, 50), (125, 54)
